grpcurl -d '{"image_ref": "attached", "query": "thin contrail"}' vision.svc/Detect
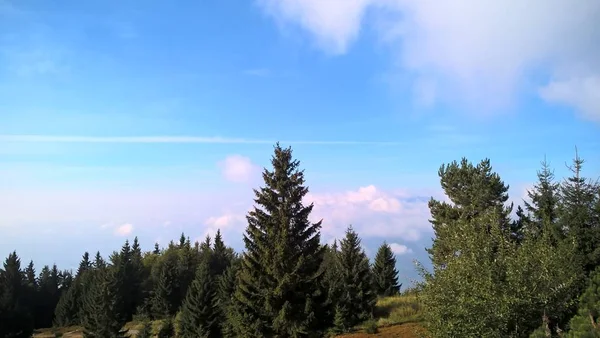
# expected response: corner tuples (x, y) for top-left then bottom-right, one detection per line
(0, 135), (405, 146)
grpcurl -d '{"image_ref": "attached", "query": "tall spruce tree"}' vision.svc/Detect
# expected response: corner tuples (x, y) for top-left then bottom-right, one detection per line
(372, 242), (401, 297)
(178, 262), (221, 338)
(321, 241), (343, 329)
(218, 258), (240, 338)
(566, 267), (600, 337)
(54, 285), (78, 327)
(151, 251), (180, 318)
(80, 268), (127, 338)
(427, 158), (513, 267)
(559, 151), (600, 275)
(522, 158), (562, 243)
(232, 143), (327, 337)
(0, 252), (34, 338)
(334, 226), (377, 332)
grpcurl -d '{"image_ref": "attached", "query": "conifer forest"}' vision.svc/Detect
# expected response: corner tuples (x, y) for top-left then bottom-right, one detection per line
(1, 143), (600, 338)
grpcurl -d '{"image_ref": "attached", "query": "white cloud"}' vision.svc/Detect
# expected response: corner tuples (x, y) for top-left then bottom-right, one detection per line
(389, 242), (412, 255)
(219, 155), (260, 183)
(259, 0), (600, 117)
(114, 223), (133, 236)
(305, 185), (435, 241)
(258, 0), (372, 54)
(540, 76), (600, 122)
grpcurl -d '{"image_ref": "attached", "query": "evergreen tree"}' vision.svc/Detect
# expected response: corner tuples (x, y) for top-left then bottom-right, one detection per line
(178, 262), (221, 338)
(24, 261), (36, 289)
(54, 285), (78, 327)
(153, 243), (161, 255)
(157, 317), (175, 338)
(151, 251), (180, 318)
(427, 158), (513, 267)
(334, 226), (377, 331)
(0, 251), (34, 338)
(321, 241), (343, 329)
(233, 143), (327, 337)
(522, 157), (562, 243)
(137, 320), (152, 338)
(567, 267), (600, 337)
(210, 230), (232, 277)
(77, 252), (92, 278)
(130, 237), (146, 319)
(559, 151), (600, 275)
(372, 242), (401, 297)
(36, 264), (61, 328)
(94, 252), (106, 269)
(177, 234), (197, 306)
(218, 259), (240, 337)
(80, 268), (127, 338)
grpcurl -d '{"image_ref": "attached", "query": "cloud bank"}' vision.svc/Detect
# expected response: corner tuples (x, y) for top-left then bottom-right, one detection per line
(259, 0), (600, 119)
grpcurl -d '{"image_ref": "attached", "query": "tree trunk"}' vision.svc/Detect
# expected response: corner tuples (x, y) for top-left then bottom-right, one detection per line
(590, 312), (598, 329)
(543, 311), (551, 338)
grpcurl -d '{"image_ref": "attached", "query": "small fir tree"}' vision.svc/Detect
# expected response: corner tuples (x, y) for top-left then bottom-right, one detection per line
(178, 262), (221, 338)
(372, 242), (401, 297)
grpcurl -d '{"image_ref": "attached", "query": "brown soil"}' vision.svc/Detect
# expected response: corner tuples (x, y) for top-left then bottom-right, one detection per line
(336, 323), (428, 338)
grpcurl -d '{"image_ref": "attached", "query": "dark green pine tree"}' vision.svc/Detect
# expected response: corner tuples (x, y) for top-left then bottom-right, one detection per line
(210, 230), (233, 277)
(23, 260), (37, 326)
(76, 252), (92, 278)
(232, 143), (327, 337)
(80, 268), (127, 338)
(566, 266), (600, 336)
(36, 264), (61, 328)
(54, 285), (78, 327)
(218, 258), (240, 338)
(427, 158), (513, 268)
(321, 241), (343, 329)
(178, 262), (221, 338)
(177, 234), (197, 306)
(137, 320), (152, 338)
(522, 157), (563, 243)
(94, 252), (106, 269)
(24, 261), (36, 290)
(334, 226), (377, 332)
(153, 243), (161, 255)
(151, 251), (180, 318)
(559, 150), (600, 275)
(372, 242), (401, 297)
(0, 251), (34, 338)
(130, 237), (146, 319)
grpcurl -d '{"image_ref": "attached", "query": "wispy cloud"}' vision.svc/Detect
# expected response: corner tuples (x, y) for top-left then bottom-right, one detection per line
(243, 68), (271, 77)
(0, 134), (406, 146)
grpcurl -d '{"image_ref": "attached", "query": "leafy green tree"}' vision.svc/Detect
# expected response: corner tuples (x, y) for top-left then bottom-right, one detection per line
(232, 143), (327, 337)
(178, 262), (221, 338)
(421, 211), (516, 338)
(157, 317), (175, 338)
(565, 267), (600, 337)
(507, 229), (583, 337)
(0, 251), (34, 338)
(80, 268), (127, 338)
(137, 320), (152, 338)
(334, 226), (376, 332)
(372, 242), (401, 297)
(427, 158), (513, 267)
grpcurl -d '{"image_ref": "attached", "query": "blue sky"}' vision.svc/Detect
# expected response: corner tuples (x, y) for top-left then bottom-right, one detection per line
(0, 0), (599, 286)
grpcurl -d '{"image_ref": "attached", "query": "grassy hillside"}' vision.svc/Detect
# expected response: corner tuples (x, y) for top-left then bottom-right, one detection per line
(33, 293), (427, 338)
